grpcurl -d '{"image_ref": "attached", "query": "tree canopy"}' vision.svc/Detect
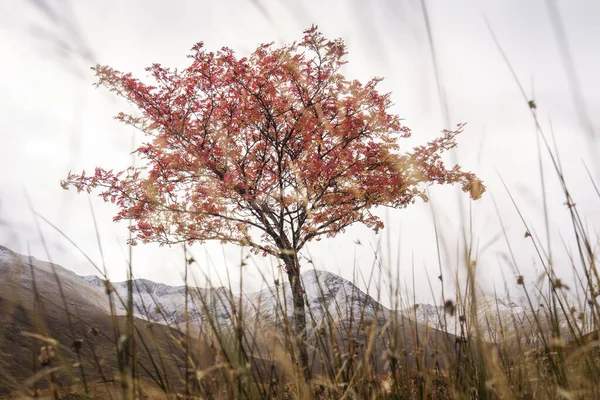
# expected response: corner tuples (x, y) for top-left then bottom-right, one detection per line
(62, 26), (484, 261)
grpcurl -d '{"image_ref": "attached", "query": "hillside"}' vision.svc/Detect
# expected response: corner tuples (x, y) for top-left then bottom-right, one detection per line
(0, 245), (214, 396)
(0, 244), (456, 396)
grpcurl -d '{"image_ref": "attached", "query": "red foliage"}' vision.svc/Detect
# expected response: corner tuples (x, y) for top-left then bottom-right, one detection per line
(62, 26), (484, 261)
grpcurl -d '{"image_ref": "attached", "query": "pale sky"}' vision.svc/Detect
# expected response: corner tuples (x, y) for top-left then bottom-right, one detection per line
(0, 0), (598, 305)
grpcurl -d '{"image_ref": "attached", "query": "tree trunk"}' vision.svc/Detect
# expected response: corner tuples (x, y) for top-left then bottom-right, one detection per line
(284, 256), (311, 381)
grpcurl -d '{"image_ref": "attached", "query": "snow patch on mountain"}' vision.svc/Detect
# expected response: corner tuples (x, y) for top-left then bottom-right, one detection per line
(80, 269), (390, 332)
(404, 298), (527, 335)
(243, 270), (388, 328)
(0, 245), (14, 260)
(84, 275), (236, 326)
(403, 296), (593, 343)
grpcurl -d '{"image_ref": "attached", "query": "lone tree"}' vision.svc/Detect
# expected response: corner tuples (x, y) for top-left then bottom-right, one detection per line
(62, 26), (484, 378)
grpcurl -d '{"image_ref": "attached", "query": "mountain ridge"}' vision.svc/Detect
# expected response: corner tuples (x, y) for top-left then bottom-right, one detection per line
(1, 243), (541, 336)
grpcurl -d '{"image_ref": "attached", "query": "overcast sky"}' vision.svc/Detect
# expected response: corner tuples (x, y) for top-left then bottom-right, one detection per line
(0, 0), (598, 305)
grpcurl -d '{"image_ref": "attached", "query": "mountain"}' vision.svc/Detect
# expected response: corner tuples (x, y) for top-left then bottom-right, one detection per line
(2, 243), (596, 398)
(9, 242), (577, 345)
(80, 269), (390, 334)
(404, 298), (525, 336)
(244, 269), (388, 326)
(0, 245), (213, 397)
(0, 245), (111, 317)
(404, 296), (591, 345)
(2, 245), (399, 336)
(0, 244), (453, 395)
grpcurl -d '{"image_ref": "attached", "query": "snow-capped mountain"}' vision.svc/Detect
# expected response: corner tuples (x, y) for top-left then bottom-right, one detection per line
(81, 269), (390, 333)
(8, 243), (583, 344)
(82, 275), (236, 327)
(2, 244), (394, 334)
(243, 270), (388, 326)
(404, 296), (592, 343)
(404, 298), (525, 337)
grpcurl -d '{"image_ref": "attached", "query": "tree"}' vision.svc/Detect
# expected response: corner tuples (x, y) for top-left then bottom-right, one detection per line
(61, 26), (484, 379)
